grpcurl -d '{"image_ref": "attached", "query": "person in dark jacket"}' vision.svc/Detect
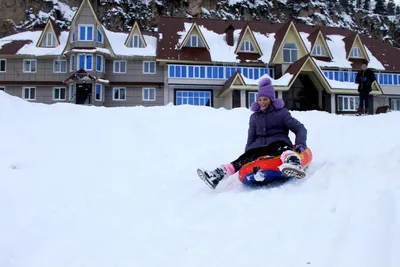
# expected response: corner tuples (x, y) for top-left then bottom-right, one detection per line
(355, 62), (376, 115)
(198, 76), (308, 189)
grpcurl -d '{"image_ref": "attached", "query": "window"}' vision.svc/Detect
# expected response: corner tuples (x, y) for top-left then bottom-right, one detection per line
(0, 86), (5, 91)
(311, 44), (326, 56)
(142, 88), (156, 101)
(95, 84), (103, 101)
(338, 96), (359, 111)
(53, 87), (66, 100)
(97, 29), (103, 43)
(323, 70), (358, 83)
(350, 47), (362, 58)
(175, 91), (211, 106)
(71, 32), (75, 43)
(78, 54), (93, 70)
(96, 55), (104, 72)
(78, 25), (94, 41)
(113, 87), (126, 100)
(248, 92), (258, 107)
(143, 61), (156, 74)
(70, 55), (75, 71)
(240, 40), (255, 52)
(53, 60), (67, 73)
(0, 59), (5, 72)
(43, 32), (56, 47)
(23, 59), (37, 72)
(390, 99), (400, 111)
(129, 35), (142, 48)
(167, 64), (274, 80)
(186, 35), (204, 47)
(22, 87), (35, 100)
(283, 43), (298, 63)
(113, 60), (126, 73)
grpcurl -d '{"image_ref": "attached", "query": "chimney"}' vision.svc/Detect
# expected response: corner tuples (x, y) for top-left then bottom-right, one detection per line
(225, 24), (235, 46)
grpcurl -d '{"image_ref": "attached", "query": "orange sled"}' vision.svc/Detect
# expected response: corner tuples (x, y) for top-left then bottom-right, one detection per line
(238, 148), (313, 186)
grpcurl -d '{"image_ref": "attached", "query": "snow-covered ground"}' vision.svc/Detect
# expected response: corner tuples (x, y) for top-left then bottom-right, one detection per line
(1, 91), (400, 267)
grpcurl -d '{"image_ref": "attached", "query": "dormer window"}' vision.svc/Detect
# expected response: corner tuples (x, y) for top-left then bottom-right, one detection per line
(240, 40), (255, 53)
(185, 35), (204, 48)
(129, 35), (142, 48)
(97, 29), (103, 43)
(350, 47), (362, 58)
(311, 44), (326, 56)
(283, 43), (298, 63)
(42, 32), (56, 47)
(78, 24), (94, 41)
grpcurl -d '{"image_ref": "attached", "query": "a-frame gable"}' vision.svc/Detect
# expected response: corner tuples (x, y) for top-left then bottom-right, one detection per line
(178, 22), (210, 50)
(218, 71), (246, 97)
(124, 21), (147, 48)
(284, 55), (332, 91)
(61, 0), (115, 56)
(36, 18), (60, 47)
(346, 34), (370, 62)
(270, 21), (309, 64)
(234, 24), (263, 55)
(310, 30), (333, 59)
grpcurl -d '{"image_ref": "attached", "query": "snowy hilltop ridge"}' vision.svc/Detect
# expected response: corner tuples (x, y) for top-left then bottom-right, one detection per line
(1, 0), (400, 48)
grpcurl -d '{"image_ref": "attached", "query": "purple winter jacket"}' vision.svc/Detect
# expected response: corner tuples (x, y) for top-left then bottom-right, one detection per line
(245, 99), (307, 152)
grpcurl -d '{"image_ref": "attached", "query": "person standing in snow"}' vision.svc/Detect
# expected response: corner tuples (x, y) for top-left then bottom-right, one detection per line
(197, 77), (308, 189)
(355, 62), (376, 115)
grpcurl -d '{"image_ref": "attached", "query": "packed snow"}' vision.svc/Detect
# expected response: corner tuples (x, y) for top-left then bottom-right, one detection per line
(1, 91), (400, 267)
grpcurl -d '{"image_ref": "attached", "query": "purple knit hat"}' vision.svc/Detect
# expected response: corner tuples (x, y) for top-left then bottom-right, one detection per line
(258, 76), (275, 100)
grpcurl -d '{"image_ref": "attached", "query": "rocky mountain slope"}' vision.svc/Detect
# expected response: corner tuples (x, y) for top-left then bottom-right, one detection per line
(1, 0), (400, 48)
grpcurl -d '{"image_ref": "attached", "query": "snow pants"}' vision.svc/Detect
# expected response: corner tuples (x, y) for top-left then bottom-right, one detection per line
(231, 141), (292, 172)
(359, 91), (370, 110)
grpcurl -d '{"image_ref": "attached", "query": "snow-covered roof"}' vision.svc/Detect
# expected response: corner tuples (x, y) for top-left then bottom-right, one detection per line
(0, 28), (157, 57)
(158, 17), (400, 72)
(242, 73), (293, 87)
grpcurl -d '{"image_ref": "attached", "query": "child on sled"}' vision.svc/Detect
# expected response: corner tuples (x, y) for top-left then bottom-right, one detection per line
(198, 76), (308, 189)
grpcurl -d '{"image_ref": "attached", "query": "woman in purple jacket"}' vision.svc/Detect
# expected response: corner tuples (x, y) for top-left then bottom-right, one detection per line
(198, 77), (308, 189)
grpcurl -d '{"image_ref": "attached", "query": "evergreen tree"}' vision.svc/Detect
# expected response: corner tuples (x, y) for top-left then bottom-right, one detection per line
(363, 0), (371, 11)
(387, 0), (396, 15)
(396, 5), (400, 15)
(373, 0), (386, 14)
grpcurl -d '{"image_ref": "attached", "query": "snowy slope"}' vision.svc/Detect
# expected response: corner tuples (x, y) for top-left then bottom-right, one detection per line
(1, 91), (400, 267)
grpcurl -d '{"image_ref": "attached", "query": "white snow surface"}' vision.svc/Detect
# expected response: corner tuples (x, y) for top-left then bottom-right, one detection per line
(1, 91), (400, 267)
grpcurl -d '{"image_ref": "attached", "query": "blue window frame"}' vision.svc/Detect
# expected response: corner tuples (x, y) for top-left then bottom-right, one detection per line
(96, 55), (103, 72)
(78, 54), (93, 70)
(175, 90), (212, 106)
(248, 91), (258, 108)
(168, 64), (274, 80)
(97, 29), (103, 43)
(79, 25), (94, 41)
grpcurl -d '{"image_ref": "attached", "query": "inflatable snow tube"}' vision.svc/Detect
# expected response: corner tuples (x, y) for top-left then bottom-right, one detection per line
(238, 148), (313, 186)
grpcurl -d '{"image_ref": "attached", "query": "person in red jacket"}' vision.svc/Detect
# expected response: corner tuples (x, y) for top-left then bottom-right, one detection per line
(197, 76), (308, 189)
(355, 62), (376, 115)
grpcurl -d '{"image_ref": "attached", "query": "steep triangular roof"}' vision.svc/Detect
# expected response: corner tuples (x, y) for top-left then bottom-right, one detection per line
(177, 22), (210, 50)
(308, 28), (333, 59)
(283, 55), (331, 91)
(124, 21), (147, 48)
(345, 33), (370, 62)
(270, 21), (309, 64)
(234, 24), (263, 55)
(61, 0), (115, 56)
(36, 18), (61, 47)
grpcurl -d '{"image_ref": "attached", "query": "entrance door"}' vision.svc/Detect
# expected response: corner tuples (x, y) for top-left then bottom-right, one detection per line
(283, 74), (320, 111)
(76, 83), (92, 105)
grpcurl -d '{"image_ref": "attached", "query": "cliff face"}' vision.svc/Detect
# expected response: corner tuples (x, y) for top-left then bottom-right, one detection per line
(1, 0), (400, 48)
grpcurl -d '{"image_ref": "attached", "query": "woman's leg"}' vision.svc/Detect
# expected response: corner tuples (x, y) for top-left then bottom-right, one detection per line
(230, 141), (292, 172)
